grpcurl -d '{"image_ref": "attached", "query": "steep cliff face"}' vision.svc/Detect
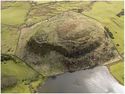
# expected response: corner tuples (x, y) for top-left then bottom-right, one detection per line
(18, 11), (119, 74)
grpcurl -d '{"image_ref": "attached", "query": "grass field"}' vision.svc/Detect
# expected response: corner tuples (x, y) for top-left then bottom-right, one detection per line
(1, 54), (47, 93)
(109, 61), (124, 85)
(1, 58), (40, 93)
(30, 76), (46, 92)
(1, 1), (31, 54)
(2, 76), (46, 93)
(1, 60), (38, 81)
(2, 82), (30, 93)
(1, 25), (20, 54)
(1, 2), (31, 26)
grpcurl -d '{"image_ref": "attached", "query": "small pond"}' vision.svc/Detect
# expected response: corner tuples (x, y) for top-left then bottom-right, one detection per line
(37, 66), (124, 93)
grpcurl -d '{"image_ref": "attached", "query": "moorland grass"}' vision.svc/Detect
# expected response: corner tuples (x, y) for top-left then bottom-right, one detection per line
(26, 1), (90, 26)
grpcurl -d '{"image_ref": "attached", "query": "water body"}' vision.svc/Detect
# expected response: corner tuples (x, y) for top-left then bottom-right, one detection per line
(38, 66), (124, 93)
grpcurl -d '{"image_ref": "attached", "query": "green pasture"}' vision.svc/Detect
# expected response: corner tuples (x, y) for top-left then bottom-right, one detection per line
(30, 76), (46, 92)
(2, 82), (30, 93)
(2, 76), (46, 93)
(1, 57), (47, 93)
(1, 2), (31, 26)
(1, 25), (20, 54)
(1, 59), (39, 93)
(1, 60), (38, 81)
(109, 61), (124, 85)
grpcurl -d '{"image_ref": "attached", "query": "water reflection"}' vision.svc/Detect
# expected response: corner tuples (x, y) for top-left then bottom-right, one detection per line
(38, 66), (124, 93)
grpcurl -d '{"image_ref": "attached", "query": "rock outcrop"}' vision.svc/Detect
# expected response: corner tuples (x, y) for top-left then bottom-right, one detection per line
(18, 11), (119, 74)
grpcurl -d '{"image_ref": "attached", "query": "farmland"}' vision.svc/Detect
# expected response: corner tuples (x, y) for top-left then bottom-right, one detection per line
(109, 61), (124, 85)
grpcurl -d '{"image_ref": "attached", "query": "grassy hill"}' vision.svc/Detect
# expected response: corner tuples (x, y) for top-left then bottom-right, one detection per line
(1, 1), (124, 93)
